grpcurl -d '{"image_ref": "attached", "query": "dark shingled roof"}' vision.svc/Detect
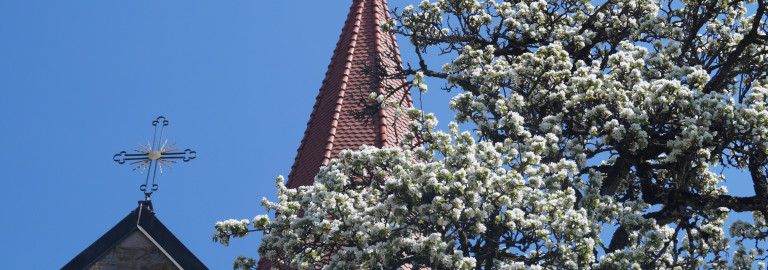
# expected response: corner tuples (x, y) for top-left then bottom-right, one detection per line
(259, 0), (411, 268)
(62, 201), (208, 270)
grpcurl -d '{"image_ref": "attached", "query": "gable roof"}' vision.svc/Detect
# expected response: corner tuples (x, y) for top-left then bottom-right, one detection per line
(62, 201), (208, 270)
(285, 0), (412, 189)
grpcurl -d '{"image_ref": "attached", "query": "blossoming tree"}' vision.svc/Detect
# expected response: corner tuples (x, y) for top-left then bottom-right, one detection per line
(216, 0), (768, 268)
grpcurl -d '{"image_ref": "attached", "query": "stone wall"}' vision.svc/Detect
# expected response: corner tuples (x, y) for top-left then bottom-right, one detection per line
(88, 230), (178, 270)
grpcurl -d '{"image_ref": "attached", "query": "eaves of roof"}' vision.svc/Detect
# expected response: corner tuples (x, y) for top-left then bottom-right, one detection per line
(61, 201), (208, 270)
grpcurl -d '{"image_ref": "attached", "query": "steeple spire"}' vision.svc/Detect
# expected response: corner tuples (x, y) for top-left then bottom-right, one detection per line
(285, 0), (412, 189)
(257, 0), (411, 268)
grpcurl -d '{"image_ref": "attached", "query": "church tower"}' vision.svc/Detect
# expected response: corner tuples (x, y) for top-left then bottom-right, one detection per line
(285, 0), (412, 189)
(258, 0), (412, 268)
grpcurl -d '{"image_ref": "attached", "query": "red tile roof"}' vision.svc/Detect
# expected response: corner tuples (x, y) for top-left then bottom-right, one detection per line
(257, 0), (411, 268)
(285, 0), (412, 189)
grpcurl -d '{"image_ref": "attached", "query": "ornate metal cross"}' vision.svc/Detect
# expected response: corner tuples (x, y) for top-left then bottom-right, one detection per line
(113, 116), (197, 199)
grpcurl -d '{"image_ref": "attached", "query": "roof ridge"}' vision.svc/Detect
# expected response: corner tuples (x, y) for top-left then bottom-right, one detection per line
(286, 1), (363, 187)
(374, 0), (413, 148)
(383, 0), (413, 107)
(323, 1), (365, 167)
(374, 0), (388, 148)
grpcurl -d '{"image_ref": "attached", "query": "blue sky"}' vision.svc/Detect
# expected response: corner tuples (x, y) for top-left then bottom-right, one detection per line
(0, 0), (448, 268)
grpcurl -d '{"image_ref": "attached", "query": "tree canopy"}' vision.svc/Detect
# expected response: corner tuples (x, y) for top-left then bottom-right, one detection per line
(215, 0), (768, 268)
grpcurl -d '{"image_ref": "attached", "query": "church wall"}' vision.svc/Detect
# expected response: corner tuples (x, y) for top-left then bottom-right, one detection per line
(88, 230), (178, 270)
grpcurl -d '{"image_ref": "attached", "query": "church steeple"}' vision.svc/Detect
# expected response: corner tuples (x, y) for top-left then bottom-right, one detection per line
(256, 0), (411, 268)
(285, 0), (412, 189)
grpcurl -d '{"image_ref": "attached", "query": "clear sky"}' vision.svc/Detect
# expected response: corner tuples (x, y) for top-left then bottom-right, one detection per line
(0, 0), (449, 268)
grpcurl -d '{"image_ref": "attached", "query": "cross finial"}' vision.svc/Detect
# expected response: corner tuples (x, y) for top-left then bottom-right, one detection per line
(113, 116), (197, 200)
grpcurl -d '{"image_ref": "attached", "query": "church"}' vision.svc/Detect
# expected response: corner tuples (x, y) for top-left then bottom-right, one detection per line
(62, 0), (411, 269)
